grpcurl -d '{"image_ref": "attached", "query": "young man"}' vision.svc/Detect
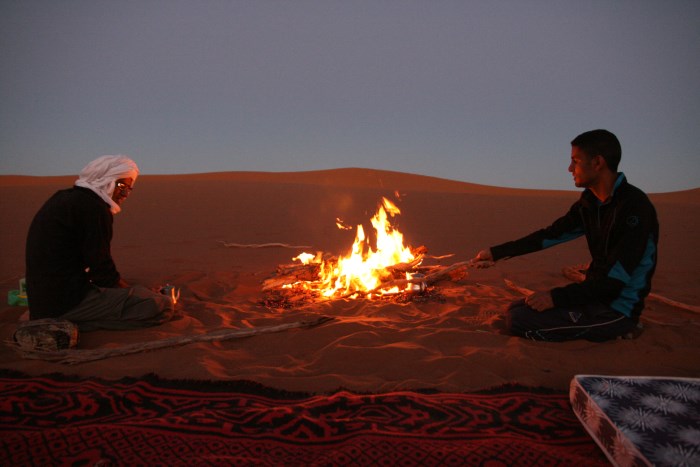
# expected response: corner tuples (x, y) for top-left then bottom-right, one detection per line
(25, 155), (175, 331)
(473, 130), (658, 342)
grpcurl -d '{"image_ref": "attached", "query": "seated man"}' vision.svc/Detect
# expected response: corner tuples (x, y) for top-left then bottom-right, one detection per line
(25, 155), (175, 331)
(473, 130), (658, 342)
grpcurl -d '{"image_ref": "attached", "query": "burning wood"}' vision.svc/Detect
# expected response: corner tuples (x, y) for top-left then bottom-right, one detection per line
(261, 197), (470, 304)
(262, 262), (322, 292)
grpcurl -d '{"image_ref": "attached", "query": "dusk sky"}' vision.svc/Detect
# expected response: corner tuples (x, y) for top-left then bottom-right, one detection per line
(1, 1), (698, 192)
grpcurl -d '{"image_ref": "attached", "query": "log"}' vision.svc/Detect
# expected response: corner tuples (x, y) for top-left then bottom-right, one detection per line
(423, 260), (473, 283)
(11, 316), (335, 365)
(263, 263), (321, 291)
(386, 255), (424, 274)
(411, 245), (428, 256)
(276, 263), (313, 275)
(355, 260), (473, 297)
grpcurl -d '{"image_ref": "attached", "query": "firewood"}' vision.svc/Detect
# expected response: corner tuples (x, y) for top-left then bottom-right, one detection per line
(275, 262), (320, 277)
(354, 260), (473, 297)
(386, 255), (424, 274)
(411, 245), (428, 256)
(263, 263), (321, 291)
(423, 261), (472, 283)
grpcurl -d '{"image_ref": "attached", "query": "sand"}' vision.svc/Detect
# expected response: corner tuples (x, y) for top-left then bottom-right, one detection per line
(1, 168), (698, 393)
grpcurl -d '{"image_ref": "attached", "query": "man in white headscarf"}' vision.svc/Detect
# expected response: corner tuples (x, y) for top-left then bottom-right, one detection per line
(25, 155), (175, 331)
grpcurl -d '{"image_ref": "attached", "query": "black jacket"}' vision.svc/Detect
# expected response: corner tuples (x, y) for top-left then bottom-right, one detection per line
(491, 174), (658, 318)
(25, 186), (121, 318)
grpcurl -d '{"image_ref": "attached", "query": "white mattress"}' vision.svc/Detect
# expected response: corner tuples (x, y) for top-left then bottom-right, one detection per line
(570, 375), (700, 466)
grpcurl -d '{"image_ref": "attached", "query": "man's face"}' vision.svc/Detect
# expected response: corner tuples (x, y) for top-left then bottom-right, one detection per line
(568, 146), (599, 188)
(111, 177), (134, 206)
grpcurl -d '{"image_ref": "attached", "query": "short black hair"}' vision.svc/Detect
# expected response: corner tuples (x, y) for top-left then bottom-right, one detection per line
(571, 129), (621, 172)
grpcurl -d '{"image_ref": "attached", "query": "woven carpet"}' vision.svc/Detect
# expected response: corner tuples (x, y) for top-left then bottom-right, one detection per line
(0, 370), (606, 466)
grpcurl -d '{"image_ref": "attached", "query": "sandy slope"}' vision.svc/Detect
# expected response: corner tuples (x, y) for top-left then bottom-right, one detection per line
(1, 169), (698, 392)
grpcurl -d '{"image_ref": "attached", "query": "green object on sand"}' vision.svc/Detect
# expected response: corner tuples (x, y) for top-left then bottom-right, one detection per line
(8, 278), (29, 306)
(8, 289), (28, 306)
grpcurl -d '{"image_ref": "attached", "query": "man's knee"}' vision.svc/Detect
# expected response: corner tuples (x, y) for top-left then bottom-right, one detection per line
(503, 300), (533, 336)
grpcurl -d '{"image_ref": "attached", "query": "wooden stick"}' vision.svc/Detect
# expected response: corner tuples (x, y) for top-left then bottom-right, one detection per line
(646, 294), (700, 314)
(354, 260), (474, 297)
(262, 264), (321, 291)
(221, 242), (312, 249)
(562, 266), (700, 314)
(424, 253), (455, 260)
(11, 316), (334, 365)
(386, 255), (424, 274)
(423, 260), (474, 282)
(503, 279), (534, 297)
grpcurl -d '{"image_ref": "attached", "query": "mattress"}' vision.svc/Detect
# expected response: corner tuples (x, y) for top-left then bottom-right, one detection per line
(570, 375), (700, 466)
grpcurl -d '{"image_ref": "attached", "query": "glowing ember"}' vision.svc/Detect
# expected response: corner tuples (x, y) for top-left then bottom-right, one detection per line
(293, 197), (419, 298)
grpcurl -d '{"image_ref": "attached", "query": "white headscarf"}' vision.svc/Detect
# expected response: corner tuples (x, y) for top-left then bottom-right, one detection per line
(74, 155), (139, 214)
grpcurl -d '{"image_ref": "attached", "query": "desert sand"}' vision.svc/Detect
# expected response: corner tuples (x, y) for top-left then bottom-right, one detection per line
(1, 168), (698, 393)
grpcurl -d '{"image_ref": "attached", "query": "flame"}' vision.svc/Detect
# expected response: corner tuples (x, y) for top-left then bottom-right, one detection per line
(335, 218), (353, 230)
(292, 197), (418, 298)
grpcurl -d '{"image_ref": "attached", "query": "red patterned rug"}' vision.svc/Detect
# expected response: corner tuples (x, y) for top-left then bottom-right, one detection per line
(0, 370), (606, 466)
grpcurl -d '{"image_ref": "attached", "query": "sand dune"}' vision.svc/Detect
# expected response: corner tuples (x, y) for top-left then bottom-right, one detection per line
(1, 169), (698, 392)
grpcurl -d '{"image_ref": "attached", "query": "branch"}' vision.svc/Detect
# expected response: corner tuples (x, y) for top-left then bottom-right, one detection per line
(355, 260), (474, 298)
(221, 242), (312, 249)
(503, 279), (534, 297)
(10, 316), (334, 364)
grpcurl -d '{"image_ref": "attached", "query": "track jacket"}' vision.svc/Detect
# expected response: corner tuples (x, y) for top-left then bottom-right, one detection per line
(490, 173), (658, 319)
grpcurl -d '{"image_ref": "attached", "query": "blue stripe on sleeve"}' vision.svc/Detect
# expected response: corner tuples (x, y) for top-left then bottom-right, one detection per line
(609, 236), (657, 317)
(541, 228), (584, 249)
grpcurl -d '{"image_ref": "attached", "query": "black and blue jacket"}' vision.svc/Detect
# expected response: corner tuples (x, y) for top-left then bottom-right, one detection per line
(490, 173), (658, 319)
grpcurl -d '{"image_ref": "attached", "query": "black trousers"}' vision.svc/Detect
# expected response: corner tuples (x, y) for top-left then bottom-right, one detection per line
(504, 299), (638, 342)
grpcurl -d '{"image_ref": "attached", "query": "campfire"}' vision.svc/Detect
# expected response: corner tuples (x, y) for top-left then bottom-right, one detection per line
(262, 197), (470, 306)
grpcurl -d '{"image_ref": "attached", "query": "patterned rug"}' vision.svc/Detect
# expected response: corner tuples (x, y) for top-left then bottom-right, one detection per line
(0, 370), (606, 466)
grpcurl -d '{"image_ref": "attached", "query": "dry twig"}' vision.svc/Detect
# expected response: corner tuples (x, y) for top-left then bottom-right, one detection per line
(221, 242), (312, 249)
(10, 316), (334, 365)
(503, 279), (534, 297)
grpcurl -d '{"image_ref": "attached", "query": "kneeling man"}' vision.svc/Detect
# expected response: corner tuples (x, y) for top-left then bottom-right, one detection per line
(25, 155), (175, 331)
(473, 130), (658, 342)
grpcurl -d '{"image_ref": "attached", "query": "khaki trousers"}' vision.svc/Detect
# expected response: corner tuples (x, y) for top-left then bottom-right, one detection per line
(61, 286), (174, 331)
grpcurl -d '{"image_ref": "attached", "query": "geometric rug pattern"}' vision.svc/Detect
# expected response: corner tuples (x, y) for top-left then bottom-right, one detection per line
(0, 371), (607, 466)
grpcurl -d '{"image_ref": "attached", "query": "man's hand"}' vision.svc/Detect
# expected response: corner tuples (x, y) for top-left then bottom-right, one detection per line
(525, 290), (554, 312)
(471, 249), (495, 268)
